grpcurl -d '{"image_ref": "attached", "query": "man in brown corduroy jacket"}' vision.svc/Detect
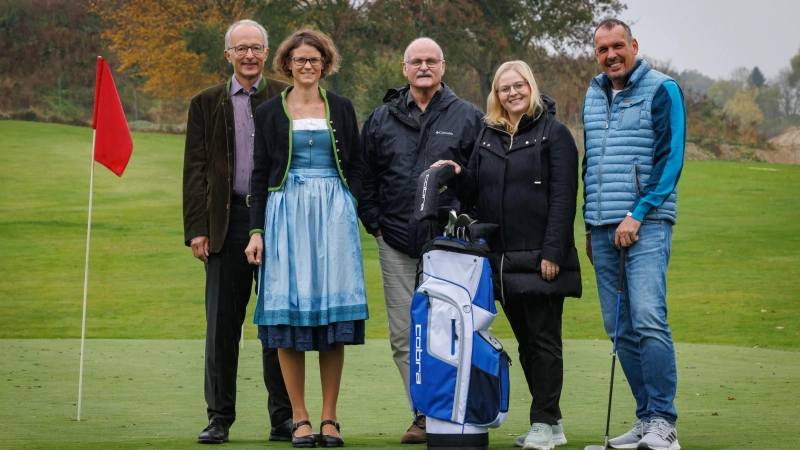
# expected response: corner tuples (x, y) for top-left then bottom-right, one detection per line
(182, 19), (291, 445)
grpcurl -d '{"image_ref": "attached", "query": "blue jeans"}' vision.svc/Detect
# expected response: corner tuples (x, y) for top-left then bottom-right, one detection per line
(591, 220), (678, 424)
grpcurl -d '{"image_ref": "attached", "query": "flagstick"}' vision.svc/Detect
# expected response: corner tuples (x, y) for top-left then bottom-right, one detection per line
(77, 129), (97, 421)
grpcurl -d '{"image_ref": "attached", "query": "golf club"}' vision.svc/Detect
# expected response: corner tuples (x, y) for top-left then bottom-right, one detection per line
(585, 246), (627, 450)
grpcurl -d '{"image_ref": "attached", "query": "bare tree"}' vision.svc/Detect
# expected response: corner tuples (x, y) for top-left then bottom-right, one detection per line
(776, 67), (800, 117)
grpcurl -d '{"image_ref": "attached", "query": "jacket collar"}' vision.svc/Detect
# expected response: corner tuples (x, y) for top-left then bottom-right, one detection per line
(280, 85), (328, 101)
(225, 75), (267, 98)
(592, 59), (650, 94)
(486, 94), (557, 136)
(279, 85), (330, 122)
(383, 82), (457, 113)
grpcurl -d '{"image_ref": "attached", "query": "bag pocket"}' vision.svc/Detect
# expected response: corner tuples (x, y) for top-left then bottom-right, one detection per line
(409, 288), (463, 422)
(464, 330), (510, 427)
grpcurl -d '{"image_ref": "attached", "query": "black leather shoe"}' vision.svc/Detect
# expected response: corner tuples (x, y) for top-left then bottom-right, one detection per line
(198, 418), (230, 444)
(291, 420), (316, 448)
(269, 418), (293, 442)
(319, 420), (344, 448)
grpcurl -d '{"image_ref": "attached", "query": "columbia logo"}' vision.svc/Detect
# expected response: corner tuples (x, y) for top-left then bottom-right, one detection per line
(435, 131), (454, 135)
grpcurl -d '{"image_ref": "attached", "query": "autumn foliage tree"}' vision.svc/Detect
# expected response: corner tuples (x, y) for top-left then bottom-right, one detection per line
(90, 0), (253, 99)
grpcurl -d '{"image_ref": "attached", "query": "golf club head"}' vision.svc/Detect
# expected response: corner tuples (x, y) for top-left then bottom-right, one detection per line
(585, 435), (610, 450)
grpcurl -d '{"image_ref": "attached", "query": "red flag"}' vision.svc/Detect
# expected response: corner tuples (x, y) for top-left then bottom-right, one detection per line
(92, 57), (133, 177)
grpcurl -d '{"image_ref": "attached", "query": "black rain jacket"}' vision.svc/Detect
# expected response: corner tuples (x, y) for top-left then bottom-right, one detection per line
(359, 83), (484, 258)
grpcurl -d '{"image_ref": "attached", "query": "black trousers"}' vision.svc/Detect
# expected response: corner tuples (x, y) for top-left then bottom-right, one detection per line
(501, 294), (565, 425)
(204, 203), (291, 426)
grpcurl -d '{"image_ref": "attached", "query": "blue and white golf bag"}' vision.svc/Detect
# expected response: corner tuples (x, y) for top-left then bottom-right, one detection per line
(409, 166), (511, 450)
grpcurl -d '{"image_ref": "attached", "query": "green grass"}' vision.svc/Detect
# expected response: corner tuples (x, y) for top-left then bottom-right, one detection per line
(3, 339), (800, 449)
(2, 121), (800, 449)
(2, 120), (799, 349)
(0, 121), (389, 341)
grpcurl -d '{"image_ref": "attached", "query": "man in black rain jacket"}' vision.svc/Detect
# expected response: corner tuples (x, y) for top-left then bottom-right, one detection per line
(358, 37), (484, 444)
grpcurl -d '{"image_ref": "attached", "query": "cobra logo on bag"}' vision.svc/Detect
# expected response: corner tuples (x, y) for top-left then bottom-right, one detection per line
(415, 324), (423, 384)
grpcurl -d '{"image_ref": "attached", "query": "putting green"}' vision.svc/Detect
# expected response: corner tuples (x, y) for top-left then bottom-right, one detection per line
(3, 339), (797, 449)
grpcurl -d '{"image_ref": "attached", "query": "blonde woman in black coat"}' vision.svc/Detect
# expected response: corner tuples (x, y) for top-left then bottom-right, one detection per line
(432, 60), (581, 450)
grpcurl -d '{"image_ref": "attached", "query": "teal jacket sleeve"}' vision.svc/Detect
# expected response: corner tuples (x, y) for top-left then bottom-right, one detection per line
(630, 81), (686, 221)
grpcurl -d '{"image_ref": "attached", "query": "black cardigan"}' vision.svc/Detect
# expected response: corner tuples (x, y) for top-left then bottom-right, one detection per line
(249, 87), (364, 231)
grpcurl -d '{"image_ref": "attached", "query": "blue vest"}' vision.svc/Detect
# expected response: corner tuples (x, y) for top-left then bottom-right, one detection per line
(582, 60), (678, 226)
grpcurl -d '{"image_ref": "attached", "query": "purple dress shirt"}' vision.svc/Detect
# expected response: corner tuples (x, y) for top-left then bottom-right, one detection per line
(230, 75), (262, 196)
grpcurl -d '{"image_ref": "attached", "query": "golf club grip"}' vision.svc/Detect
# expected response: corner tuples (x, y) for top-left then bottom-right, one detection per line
(617, 246), (627, 293)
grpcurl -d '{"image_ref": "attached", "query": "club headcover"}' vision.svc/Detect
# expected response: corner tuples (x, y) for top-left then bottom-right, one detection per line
(414, 164), (457, 222)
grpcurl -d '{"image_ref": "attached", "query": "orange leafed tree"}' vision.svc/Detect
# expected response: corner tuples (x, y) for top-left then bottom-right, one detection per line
(91, 0), (252, 99)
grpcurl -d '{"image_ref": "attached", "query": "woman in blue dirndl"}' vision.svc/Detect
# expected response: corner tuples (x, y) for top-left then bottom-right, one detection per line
(245, 29), (368, 448)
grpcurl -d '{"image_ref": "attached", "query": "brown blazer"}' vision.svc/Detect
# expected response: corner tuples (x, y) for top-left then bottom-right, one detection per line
(182, 76), (290, 253)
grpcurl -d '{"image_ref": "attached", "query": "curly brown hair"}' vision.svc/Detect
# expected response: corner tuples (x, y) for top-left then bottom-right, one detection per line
(271, 29), (341, 79)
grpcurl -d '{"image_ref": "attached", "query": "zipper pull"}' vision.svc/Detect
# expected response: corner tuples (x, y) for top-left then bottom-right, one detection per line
(605, 120), (609, 129)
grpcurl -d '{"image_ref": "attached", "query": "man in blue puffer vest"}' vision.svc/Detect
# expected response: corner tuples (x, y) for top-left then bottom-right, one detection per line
(582, 19), (685, 450)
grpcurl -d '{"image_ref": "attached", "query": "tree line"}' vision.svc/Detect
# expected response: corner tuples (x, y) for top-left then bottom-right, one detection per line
(2, 0), (798, 154)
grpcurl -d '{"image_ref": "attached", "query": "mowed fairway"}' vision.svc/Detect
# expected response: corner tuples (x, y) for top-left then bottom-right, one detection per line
(3, 339), (799, 449)
(1, 121), (799, 449)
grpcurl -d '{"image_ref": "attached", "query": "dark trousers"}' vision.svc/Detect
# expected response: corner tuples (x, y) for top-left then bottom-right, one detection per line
(501, 294), (565, 425)
(204, 203), (291, 426)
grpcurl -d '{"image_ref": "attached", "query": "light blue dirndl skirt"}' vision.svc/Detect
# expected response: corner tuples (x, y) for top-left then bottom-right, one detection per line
(254, 168), (368, 351)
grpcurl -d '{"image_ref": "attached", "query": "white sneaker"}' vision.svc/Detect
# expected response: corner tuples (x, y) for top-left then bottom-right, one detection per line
(609, 419), (647, 449)
(551, 420), (567, 446)
(514, 431), (526, 447)
(637, 418), (680, 450)
(514, 420), (565, 447)
(522, 423), (554, 450)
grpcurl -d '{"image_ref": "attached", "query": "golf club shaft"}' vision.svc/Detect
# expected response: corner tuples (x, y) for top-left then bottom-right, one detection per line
(586, 246), (628, 450)
(605, 247), (627, 444)
(604, 353), (616, 441)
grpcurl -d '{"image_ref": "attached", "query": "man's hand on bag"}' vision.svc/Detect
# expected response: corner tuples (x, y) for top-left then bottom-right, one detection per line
(430, 160), (461, 175)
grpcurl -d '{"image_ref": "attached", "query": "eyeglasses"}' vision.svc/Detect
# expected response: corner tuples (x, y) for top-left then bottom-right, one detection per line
(405, 58), (443, 69)
(228, 44), (266, 56)
(290, 57), (325, 67)
(496, 81), (529, 95)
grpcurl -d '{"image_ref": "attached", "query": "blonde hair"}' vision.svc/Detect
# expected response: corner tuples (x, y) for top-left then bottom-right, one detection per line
(485, 61), (544, 134)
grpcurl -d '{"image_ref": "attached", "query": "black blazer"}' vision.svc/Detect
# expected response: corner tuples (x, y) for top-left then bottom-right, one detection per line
(249, 87), (364, 231)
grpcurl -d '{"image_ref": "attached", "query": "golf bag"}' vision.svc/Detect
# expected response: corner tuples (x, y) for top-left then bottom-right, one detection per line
(409, 166), (511, 450)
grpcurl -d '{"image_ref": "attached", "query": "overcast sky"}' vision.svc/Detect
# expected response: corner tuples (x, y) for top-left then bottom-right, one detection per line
(617, 0), (800, 81)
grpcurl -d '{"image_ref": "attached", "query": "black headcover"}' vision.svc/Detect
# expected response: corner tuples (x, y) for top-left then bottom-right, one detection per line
(413, 165), (457, 222)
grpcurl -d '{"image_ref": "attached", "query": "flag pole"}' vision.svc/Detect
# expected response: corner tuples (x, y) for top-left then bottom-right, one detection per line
(77, 129), (97, 421)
